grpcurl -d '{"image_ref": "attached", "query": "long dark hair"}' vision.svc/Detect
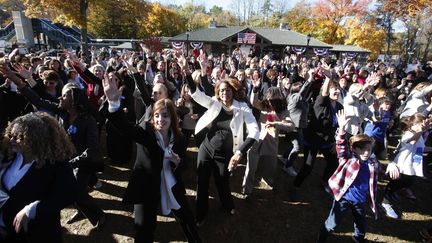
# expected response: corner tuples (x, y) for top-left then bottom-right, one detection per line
(262, 87), (287, 113)
(151, 99), (182, 139)
(62, 83), (90, 113)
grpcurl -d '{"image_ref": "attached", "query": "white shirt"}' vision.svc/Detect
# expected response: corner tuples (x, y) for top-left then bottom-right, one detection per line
(0, 153), (38, 227)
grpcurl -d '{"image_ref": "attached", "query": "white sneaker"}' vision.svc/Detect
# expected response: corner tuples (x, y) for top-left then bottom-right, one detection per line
(283, 166), (298, 177)
(381, 203), (398, 219)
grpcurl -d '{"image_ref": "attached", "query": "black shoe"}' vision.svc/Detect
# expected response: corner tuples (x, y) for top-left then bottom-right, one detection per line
(244, 194), (253, 203)
(66, 211), (85, 224)
(94, 213), (106, 231)
(352, 235), (366, 243)
(289, 188), (300, 202)
(195, 219), (206, 227)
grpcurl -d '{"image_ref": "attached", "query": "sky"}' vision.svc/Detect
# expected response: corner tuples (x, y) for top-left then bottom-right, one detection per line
(154, 0), (405, 32)
(155, 0), (304, 11)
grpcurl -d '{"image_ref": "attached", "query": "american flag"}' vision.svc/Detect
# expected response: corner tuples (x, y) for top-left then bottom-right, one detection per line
(237, 33), (256, 44)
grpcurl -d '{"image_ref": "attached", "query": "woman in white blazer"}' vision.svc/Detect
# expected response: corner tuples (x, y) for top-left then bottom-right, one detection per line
(181, 55), (259, 226)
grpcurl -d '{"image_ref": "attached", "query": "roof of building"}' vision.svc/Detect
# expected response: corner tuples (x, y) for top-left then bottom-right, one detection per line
(169, 26), (332, 48)
(331, 44), (370, 53)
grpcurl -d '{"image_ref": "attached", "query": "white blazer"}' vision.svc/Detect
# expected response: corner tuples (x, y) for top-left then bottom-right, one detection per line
(191, 89), (259, 152)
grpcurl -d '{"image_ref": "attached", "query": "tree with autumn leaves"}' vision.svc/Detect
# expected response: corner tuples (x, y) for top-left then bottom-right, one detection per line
(4, 0), (430, 60)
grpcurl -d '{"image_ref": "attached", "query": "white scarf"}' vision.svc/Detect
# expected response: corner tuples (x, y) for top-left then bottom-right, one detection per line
(155, 130), (181, 215)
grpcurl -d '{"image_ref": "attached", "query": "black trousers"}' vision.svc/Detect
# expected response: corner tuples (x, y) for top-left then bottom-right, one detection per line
(134, 184), (201, 243)
(75, 169), (104, 226)
(106, 124), (133, 164)
(196, 144), (234, 221)
(383, 174), (415, 204)
(293, 144), (338, 188)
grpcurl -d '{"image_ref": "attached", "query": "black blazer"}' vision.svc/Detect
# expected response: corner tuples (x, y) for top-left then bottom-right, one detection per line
(106, 110), (187, 205)
(304, 94), (343, 145)
(0, 156), (78, 243)
(18, 87), (102, 172)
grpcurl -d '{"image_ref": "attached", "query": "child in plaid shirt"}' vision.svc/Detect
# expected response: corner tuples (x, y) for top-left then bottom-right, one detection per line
(317, 110), (400, 243)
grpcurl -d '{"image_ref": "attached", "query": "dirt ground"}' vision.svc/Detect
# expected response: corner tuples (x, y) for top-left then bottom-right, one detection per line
(61, 134), (432, 243)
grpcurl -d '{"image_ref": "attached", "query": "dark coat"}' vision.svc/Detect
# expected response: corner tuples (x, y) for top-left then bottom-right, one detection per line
(0, 156), (78, 243)
(106, 110), (187, 205)
(304, 94), (343, 146)
(18, 86), (103, 172)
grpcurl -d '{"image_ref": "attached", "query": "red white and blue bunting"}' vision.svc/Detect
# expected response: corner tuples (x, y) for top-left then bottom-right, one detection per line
(190, 42), (203, 50)
(171, 42), (184, 50)
(313, 48), (329, 56)
(291, 46), (306, 55)
(345, 52), (358, 59)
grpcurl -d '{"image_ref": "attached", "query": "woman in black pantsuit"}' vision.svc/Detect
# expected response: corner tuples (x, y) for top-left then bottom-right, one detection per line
(180, 54), (259, 225)
(103, 74), (201, 243)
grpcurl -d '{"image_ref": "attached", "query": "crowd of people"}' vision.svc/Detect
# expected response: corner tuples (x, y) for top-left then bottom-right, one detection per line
(0, 44), (432, 242)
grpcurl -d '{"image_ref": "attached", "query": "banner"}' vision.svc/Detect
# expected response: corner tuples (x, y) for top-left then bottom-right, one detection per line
(345, 52), (358, 59)
(190, 42), (203, 50)
(313, 48), (329, 56)
(237, 33), (256, 45)
(291, 46), (306, 55)
(171, 42), (184, 50)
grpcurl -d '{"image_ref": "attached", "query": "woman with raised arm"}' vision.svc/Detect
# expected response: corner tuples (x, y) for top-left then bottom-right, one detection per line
(102, 75), (201, 242)
(242, 77), (295, 199)
(0, 65), (106, 230)
(180, 53), (259, 225)
(290, 62), (344, 202)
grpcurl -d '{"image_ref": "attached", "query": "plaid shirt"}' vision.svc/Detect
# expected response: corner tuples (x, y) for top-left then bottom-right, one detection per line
(327, 129), (380, 218)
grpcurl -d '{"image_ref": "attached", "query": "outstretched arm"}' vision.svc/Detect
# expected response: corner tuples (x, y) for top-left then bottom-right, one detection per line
(335, 109), (351, 160)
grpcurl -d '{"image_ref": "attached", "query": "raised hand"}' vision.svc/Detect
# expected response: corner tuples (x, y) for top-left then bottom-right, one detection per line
(102, 74), (121, 102)
(177, 54), (187, 71)
(252, 75), (261, 88)
(336, 109), (350, 130)
(321, 61), (332, 78)
(11, 63), (32, 80)
(365, 72), (380, 88)
(0, 64), (25, 87)
(67, 52), (85, 71)
(198, 50), (208, 72)
(120, 52), (137, 73)
(307, 68), (315, 80)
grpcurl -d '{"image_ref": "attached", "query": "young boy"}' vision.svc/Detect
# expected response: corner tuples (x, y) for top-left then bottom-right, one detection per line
(317, 110), (399, 243)
(364, 96), (393, 160)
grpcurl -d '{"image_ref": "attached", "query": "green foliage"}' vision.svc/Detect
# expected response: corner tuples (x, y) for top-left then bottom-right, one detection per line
(209, 5), (223, 16)
(88, 0), (140, 38)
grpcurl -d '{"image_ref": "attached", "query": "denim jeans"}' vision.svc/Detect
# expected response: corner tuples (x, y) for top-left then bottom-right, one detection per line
(317, 198), (366, 242)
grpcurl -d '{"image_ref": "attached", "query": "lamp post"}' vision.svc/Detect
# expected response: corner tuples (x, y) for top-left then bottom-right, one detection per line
(186, 31), (189, 57)
(306, 33), (311, 57)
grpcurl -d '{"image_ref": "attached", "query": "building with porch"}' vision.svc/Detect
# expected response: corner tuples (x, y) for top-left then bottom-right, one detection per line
(169, 24), (370, 59)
